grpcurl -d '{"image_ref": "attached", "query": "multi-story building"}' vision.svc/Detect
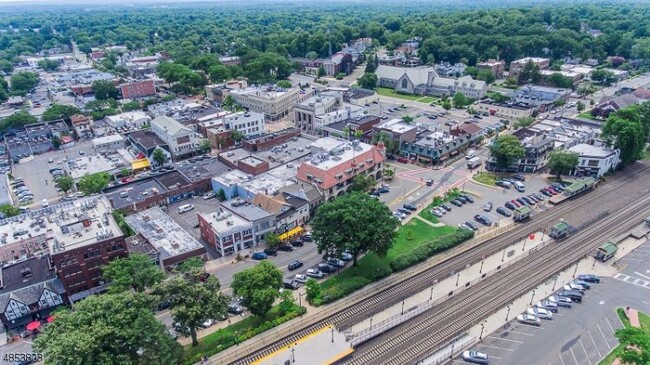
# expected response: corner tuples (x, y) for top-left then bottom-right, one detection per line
(104, 111), (151, 130)
(230, 86), (313, 121)
(568, 143), (620, 178)
(221, 111), (266, 138)
(513, 85), (571, 109)
(294, 94), (341, 135)
(486, 128), (555, 172)
(119, 79), (156, 99)
(477, 59), (506, 78)
(151, 116), (199, 160)
(372, 118), (418, 154)
(375, 65), (487, 99)
(70, 114), (94, 139)
(476, 101), (534, 120)
(434, 62), (468, 77)
(218, 56), (241, 67)
(128, 130), (172, 167)
(92, 134), (125, 152)
(539, 70), (583, 86)
(205, 80), (248, 103)
(253, 192), (310, 235)
(296, 137), (386, 201)
(400, 123), (483, 165)
(321, 115), (382, 140)
(509, 57), (551, 81)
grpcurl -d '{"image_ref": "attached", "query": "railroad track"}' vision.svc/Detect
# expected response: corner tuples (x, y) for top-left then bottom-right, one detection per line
(344, 186), (650, 365)
(230, 165), (650, 365)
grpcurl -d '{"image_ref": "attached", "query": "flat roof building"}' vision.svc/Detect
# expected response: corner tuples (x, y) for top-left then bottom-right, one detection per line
(230, 86), (312, 121)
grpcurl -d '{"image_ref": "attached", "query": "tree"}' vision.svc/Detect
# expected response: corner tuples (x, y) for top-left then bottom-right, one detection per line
(222, 94), (235, 111)
(489, 135), (525, 169)
(504, 77), (519, 88)
(553, 99), (567, 108)
(401, 115), (414, 124)
(265, 233), (282, 248)
(51, 135), (62, 149)
(614, 326), (650, 365)
(177, 257), (204, 273)
(78, 172), (111, 195)
(546, 73), (574, 88)
(311, 192), (398, 266)
(231, 129), (245, 143)
(199, 139), (211, 153)
(155, 270), (228, 346)
(576, 101), (585, 112)
(152, 147), (167, 166)
(476, 69), (496, 84)
(602, 115), (646, 167)
(92, 80), (119, 100)
(453, 92), (467, 109)
(0, 204), (21, 217)
(317, 65), (326, 77)
(10, 72), (39, 96)
(37, 59), (60, 72)
(591, 69), (617, 86)
(514, 116), (534, 129)
(442, 100), (452, 110)
(547, 150), (579, 178)
(231, 260), (283, 317)
(357, 73), (377, 89)
(121, 100), (141, 112)
(208, 64), (232, 83)
(56, 175), (74, 195)
(305, 278), (321, 303)
(102, 253), (165, 293)
(365, 55), (376, 73)
(276, 80), (292, 88)
(120, 167), (131, 177)
(33, 292), (182, 365)
(216, 188), (227, 202)
(350, 173), (376, 192)
(518, 60), (541, 84)
(42, 104), (81, 122)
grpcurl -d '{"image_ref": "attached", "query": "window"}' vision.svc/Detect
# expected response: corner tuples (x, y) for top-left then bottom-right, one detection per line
(587, 159), (599, 167)
(401, 79), (408, 89)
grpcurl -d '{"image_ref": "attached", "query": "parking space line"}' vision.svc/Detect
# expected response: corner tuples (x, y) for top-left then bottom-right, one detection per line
(596, 324), (611, 349)
(507, 330), (536, 336)
(570, 348), (579, 365)
(479, 344), (514, 352)
(559, 353), (566, 365)
(579, 339), (591, 365)
(487, 336), (524, 344)
(588, 330), (602, 358)
(605, 316), (617, 334)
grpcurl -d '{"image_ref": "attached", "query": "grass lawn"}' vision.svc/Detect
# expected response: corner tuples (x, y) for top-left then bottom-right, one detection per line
(417, 96), (436, 103)
(598, 308), (650, 365)
(644, 149), (650, 160)
(418, 188), (462, 224)
(375, 87), (422, 101)
(577, 111), (596, 120)
(473, 172), (505, 186)
(386, 219), (455, 261)
(419, 209), (440, 224)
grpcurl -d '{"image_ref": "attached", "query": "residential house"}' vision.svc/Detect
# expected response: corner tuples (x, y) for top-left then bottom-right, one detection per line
(70, 114), (93, 139)
(477, 59), (505, 78)
(435, 62), (468, 77)
(592, 94), (642, 118)
(278, 183), (324, 216)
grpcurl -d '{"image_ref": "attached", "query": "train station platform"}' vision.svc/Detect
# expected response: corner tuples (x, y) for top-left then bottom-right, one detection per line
(252, 325), (353, 365)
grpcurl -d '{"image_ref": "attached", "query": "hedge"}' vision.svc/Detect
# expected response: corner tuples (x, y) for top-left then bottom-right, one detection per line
(390, 229), (475, 272)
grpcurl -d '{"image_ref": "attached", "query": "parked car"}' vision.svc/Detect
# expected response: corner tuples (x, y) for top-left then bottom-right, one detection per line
(496, 180), (512, 189)
(294, 274), (308, 283)
(227, 304), (244, 314)
(318, 263), (335, 273)
(327, 258), (346, 268)
(504, 201), (516, 210)
(511, 199), (521, 208)
(251, 252), (268, 260)
(398, 208), (411, 215)
(539, 189), (553, 197)
(340, 251), (353, 261)
(557, 290), (583, 302)
(516, 198), (528, 206)
(459, 222), (473, 231)
(431, 209), (444, 218)
(535, 300), (558, 313)
(512, 174), (526, 181)
(201, 319), (214, 328)
(527, 307), (553, 320)
(451, 199), (463, 207)
(573, 280), (591, 290)
(441, 204), (452, 211)
(461, 350), (489, 364)
(474, 214), (491, 226)
(548, 295), (572, 308)
(577, 274), (600, 283)
(564, 282), (586, 293)
(461, 194), (474, 203)
(464, 221), (479, 231)
(403, 203), (417, 211)
(264, 248), (278, 256)
(483, 202), (493, 212)
(522, 196), (535, 205)
(306, 269), (324, 278)
(378, 186), (390, 194)
(291, 239), (304, 247)
(302, 234), (313, 242)
(457, 195), (469, 204)
(203, 192), (216, 200)
(283, 280), (299, 290)
(288, 260), (303, 271)
(517, 313), (541, 326)
(496, 207), (512, 217)
(532, 193), (545, 201)
(425, 179), (434, 187)
(278, 245), (294, 252)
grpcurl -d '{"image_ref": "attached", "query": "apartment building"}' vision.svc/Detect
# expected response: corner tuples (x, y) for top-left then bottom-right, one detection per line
(151, 116), (199, 160)
(230, 86), (312, 121)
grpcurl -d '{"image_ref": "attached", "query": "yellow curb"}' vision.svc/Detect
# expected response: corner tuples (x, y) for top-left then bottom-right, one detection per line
(251, 325), (333, 365)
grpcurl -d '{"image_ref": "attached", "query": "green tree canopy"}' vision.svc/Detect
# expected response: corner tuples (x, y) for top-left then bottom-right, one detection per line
(41, 104), (81, 122)
(37, 59), (60, 72)
(546, 73), (574, 88)
(357, 72), (377, 89)
(10, 71), (39, 96)
(0, 204), (21, 217)
(614, 326), (650, 365)
(276, 80), (292, 88)
(602, 115), (646, 167)
(576, 101), (585, 112)
(121, 100), (141, 112)
(265, 233), (282, 248)
(155, 270), (228, 346)
(452, 92), (468, 109)
(311, 191), (398, 266)
(92, 80), (119, 100)
(514, 116), (534, 129)
(547, 150), (579, 178)
(78, 172), (111, 195)
(0, 110), (37, 133)
(153, 147), (167, 166)
(231, 260), (283, 316)
(349, 173), (376, 192)
(56, 175), (74, 195)
(33, 292), (182, 365)
(489, 135), (525, 169)
(208, 64), (232, 82)
(102, 253), (165, 293)
(591, 69), (617, 86)
(199, 139), (211, 153)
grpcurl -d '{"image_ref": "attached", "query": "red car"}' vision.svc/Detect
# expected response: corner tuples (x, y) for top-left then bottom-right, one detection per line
(544, 187), (558, 195)
(121, 177), (133, 183)
(511, 199), (522, 207)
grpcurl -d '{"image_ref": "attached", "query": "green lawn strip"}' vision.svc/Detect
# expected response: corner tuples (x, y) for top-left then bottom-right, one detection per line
(182, 304), (306, 364)
(472, 172), (508, 186)
(418, 209), (440, 224)
(418, 189), (462, 224)
(577, 111), (596, 120)
(375, 87), (422, 101)
(386, 220), (456, 261)
(598, 308), (649, 365)
(417, 96), (436, 103)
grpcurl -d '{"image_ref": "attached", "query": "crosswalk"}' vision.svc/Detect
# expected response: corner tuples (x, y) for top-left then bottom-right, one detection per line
(613, 273), (650, 289)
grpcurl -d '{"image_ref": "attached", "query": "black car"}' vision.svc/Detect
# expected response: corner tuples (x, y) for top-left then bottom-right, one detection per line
(512, 174), (526, 181)
(516, 198), (528, 206)
(450, 199), (463, 207)
(496, 207), (512, 217)
(465, 221), (479, 230)
(577, 274), (601, 283)
(425, 179), (434, 186)
(302, 234), (313, 242)
(397, 208), (412, 215)
(283, 280), (299, 290)
(504, 201), (516, 210)
(533, 193), (545, 201)
(288, 260), (303, 271)
(441, 204), (452, 211)
(277, 245), (292, 252)
(403, 203), (417, 211)
(474, 214), (491, 226)
(461, 194), (474, 203)
(539, 189), (553, 197)
(551, 183), (565, 191)
(456, 195), (469, 203)
(557, 290), (583, 303)
(264, 247), (278, 256)
(290, 239), (304, 247)
(522, 196), (535, 205)
(318, 263), (335, 273)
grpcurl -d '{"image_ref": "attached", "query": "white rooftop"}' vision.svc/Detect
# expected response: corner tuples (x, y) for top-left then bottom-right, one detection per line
(378, 118), (418, 133)
(124, 207), (204, 260)
(230, 86), (293, 100)
(67, 154), (127, 180)
(92, 134), (125, 146)
(306, 137), (373, 170)
(200, 207), (252, 236)
(569, 143), (617, 158)
(105, 111), (150, 124)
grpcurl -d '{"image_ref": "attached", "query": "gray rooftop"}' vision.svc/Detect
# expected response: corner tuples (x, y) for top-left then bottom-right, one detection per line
(222, 198), (275, 221)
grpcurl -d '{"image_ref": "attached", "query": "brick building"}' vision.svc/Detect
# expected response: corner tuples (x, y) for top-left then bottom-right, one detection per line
(120, 79), (156, 99)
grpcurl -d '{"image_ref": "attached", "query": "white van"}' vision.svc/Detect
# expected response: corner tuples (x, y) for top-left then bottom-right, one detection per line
(514, 181), (526, 192)
(178, 204), (195, 214)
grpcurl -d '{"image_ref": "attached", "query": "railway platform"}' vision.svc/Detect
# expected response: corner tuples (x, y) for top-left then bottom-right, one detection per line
(252, 325), (353, 365)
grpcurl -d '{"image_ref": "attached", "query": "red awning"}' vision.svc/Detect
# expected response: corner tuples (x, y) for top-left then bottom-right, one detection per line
(46, 316), (55, 323)
(26, 321), (41, 331)
(136, 152), (146, 159)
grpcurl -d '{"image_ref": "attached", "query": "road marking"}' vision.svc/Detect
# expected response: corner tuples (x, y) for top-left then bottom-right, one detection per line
(508, 330), (536, 336)
(489, 356), (502, 359)
(634, 271), (650, 280)
(479, 344), (514, 352)
(619, 258), (644, 261)
(579, 339), (591, 365)
(643, 300), (650, 305)
(605, 316), (617, 334)
(588, 330), (602, 358)
(596, 324), (611, 348)
(487, 336), (524, 344)
(570, 348), (579, 365)
(559, 353), (566, 365)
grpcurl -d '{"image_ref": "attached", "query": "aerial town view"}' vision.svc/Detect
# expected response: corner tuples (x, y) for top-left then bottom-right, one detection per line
(0, 0), (649, 364)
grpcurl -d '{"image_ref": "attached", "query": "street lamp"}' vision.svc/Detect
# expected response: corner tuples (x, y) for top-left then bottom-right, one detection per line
(429, 285), (434, 301)
(552, 274), (560, 291)
(522, 236), (527, 252)
(530, 289), (536, 305)
(479, 257), (485, 274)
(298, 292), (303, 307)
(456, 272), (461, 286)
(505, 304), (512, 322)
(573, 262), (579, 278)
(479, 323), (485, 340)
(401, 298), (405, 315)
(501, 248), (507, 262)
(369, 317), (373, 330)
(291, 347), (296, 363)
(331, 326), (334, 343)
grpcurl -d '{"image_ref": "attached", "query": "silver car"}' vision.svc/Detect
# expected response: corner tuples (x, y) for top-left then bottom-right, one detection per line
(306, 269), (324, 279)
(527, 307), (553, 320)
(548, 295), (572, 308)
(535, 300), (558, 313)
(517, 313), (541, 326)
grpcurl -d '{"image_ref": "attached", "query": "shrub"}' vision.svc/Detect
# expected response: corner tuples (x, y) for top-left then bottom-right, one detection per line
(390, 229), (474, 272)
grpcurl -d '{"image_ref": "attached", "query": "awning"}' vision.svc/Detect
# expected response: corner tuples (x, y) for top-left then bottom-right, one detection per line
(46, 316), (55, 323)
(131, 158), (150, 170)
(26, 321), (41, 331)
(278, 226), (303, 241)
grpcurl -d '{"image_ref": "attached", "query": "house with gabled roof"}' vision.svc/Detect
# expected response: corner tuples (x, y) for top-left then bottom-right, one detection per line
(375, 65), (487, 99)
(151, 115), (199, 160)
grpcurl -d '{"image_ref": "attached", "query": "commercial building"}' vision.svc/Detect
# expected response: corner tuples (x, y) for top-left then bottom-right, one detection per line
(486, 128), (554, 172)
(119, 79), (156, 99)
(296, 137), (386, 201)
(124, 207), (207, 271)
(477, 59), (505, 78)
(293, 93), (342, 135)
(568, 143), (620, 178)
(372, 118), (418, 153)
(205, 80), (249, 103)
(375, 65), (487, 99)
(151, 116), (199, 160)
(476, 101), (534, 120)
(92, 134), (126, 152)
(229, 86), (308, 121)
(70, 114), (94, 139)
(513, 85), (571, 109)
(104, 111), (151, 130)
(127, 130), (171, 167)
(321, 115), (382, 140)
(539, 70), (583, 86)
(220, 111), (266, 138)
(400, 123), (483, 166)
(252, 192), (310, 234)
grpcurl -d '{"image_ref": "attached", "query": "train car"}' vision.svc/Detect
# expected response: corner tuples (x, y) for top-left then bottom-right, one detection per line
(595, 241), (618, 262)
(548, 178), (597, 205)
(549, 221), (572, 240)
(513, 206), (531, 222)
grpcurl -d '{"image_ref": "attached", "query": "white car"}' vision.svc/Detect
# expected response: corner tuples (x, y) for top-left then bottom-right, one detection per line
(461, 350), (489, 364)
(535, 300), (558, 313)
(306, 269), (324, 279)
(203, 192), (216, 200)
(517, 313), (541, 326)
(201, 319), (214, 328)
(563, 283), (585, 293)
(527, 307), (553, 320)
(41, 199), (49, 208)
(548, 295), (572, 308)
(294, 274), (308, 283)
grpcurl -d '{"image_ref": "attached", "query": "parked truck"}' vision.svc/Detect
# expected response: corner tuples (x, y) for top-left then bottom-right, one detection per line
(467, 156), (482, 169)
